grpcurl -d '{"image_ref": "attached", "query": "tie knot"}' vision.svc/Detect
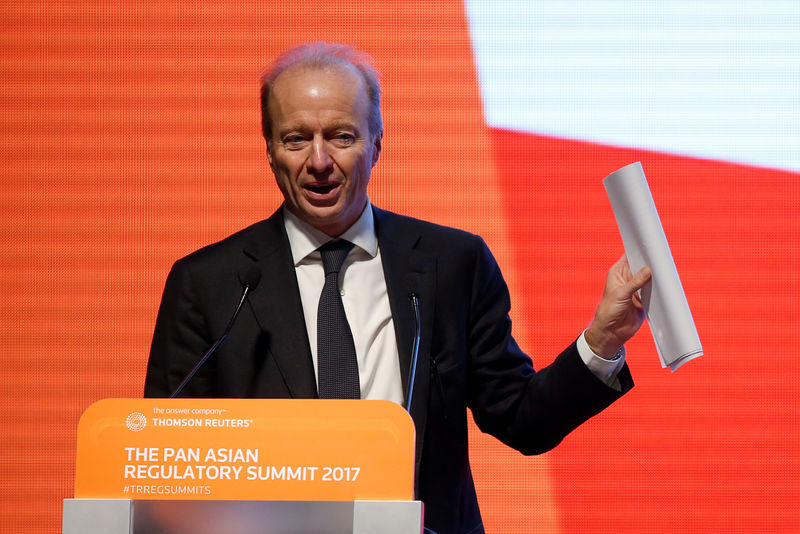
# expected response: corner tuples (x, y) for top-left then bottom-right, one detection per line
(319, 240), (354, 276)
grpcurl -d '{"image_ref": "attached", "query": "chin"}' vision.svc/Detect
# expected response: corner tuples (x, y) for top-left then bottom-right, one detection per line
(304, 205), (343, 222)
(301, 209), (345, 232)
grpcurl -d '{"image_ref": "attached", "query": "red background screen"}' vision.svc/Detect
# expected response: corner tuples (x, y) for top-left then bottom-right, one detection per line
(1, 2), (798, 532)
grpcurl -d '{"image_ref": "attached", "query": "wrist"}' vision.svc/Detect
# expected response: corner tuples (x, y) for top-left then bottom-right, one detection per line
(584, 324), (622, 359)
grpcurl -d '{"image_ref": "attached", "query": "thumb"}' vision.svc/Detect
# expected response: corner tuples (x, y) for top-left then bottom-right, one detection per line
(626, 265), (651, 306)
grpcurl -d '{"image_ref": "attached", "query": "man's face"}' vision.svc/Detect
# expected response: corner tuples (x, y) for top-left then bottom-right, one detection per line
(266, 65), (381, 237)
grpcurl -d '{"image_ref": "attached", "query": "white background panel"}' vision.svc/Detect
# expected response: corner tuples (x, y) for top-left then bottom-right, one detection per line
(465, 0), (800, 171)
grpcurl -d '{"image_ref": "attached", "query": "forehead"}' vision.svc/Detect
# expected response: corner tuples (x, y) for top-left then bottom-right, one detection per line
(267, 64), (369, 127)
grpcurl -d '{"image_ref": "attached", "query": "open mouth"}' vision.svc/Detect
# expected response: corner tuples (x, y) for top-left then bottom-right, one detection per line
(306, 183), (339, 195)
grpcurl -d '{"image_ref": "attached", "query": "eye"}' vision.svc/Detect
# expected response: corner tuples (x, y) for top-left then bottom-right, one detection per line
(282, 134), (308, 150)
(331, 132), (356, 147)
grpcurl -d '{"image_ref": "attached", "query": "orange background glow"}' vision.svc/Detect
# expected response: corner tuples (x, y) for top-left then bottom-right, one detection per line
(1, 2), (798, 533)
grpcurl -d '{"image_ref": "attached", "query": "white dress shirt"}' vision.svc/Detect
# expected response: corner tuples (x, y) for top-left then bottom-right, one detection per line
(283, 204), (404, 403)
(282, 202), (626, 403)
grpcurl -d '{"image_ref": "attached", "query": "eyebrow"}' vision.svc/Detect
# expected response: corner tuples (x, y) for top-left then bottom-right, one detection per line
(324, 120), (361, 133)
(277, 120), (362, 138)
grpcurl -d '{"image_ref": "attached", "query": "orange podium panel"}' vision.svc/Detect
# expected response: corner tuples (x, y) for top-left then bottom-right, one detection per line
(74, 399), (415, 501)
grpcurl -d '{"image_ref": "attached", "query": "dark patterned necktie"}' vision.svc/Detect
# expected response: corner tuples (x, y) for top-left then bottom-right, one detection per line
(317, 240), (360, 399)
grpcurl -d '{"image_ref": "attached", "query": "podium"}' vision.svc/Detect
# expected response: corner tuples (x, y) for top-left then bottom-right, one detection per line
(63, 399), (423, 533)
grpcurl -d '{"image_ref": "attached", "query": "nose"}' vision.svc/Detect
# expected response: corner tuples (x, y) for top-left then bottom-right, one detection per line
(306, 136), (333, 175)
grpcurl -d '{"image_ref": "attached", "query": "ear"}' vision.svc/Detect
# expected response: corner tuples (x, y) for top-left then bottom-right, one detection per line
(371, 132), (382, 167)
(266, 140), (275, 170)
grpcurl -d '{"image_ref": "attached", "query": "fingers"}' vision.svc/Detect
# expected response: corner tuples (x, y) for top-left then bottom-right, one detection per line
(609, 255), (650, 289)
(630, 265), (652, 290)
(609, 254), (651, 303)
(627, 265), (651, 308)
(588, 256), (651, 356)
(611, 254), (630, 276)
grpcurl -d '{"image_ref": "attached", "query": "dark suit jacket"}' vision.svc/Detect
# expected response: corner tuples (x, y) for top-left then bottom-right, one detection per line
(144, 206), (633, 534)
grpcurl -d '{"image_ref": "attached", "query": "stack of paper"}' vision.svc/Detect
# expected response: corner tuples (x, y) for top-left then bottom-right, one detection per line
(603, 162), (702, 371)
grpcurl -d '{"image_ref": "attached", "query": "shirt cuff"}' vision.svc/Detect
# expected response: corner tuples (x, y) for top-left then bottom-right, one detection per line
(576, 331), (625, 391)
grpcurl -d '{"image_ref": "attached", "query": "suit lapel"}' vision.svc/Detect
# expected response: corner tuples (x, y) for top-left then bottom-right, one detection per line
(374, 207), (436, 488)
(240, 207), (435, 488)
(243, 210), (318, 399)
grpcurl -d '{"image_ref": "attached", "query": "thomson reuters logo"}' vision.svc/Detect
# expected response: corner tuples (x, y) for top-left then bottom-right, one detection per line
(126, 412), (147, 432)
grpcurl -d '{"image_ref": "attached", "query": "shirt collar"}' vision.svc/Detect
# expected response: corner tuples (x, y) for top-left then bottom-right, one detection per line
(282, 201), (378, 266)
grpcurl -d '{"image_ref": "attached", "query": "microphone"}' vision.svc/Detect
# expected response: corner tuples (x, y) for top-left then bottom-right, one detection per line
(404, 277), (422, 413)
(170, 266), (262, 398)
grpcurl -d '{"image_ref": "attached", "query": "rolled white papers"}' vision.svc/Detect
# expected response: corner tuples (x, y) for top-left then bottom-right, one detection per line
(603, 162), (702, 371)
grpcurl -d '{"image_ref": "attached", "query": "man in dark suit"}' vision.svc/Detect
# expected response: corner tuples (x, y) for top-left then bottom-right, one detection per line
(144, 42), (651, 534)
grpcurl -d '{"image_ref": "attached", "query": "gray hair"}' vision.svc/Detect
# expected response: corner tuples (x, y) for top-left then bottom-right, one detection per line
(260, 42), (383, 142)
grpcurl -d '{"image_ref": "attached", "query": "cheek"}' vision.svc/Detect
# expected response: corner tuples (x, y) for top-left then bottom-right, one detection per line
(348, 153), (374, 179)
(271, 156), (302, 182)
(270, 166), (296, 197)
